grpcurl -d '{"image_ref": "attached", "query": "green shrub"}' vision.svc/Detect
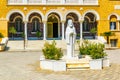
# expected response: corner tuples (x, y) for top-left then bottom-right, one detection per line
(36, 31), (41, 39)
(0, 33), (4, 38)
(89, 43), (107, 59)
(9, 26), (16, 39)
(21, 32), (25, 38)
(77, 40), (107, 59)
(42, 40), (63, 60)
(77, 40), (91, 55)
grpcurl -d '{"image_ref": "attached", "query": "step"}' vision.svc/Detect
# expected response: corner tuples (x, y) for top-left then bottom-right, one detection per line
(67, 63), (90, 69)
(7, 39), (102, 51)
(7, 40), (67, 51)
(66, 59), (90, 70)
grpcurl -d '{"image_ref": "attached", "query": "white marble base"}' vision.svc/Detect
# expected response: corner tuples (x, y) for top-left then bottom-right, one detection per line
(102, 58), (110, 67)
(40, 60), (66, 71)
(90, 59), (102, 70)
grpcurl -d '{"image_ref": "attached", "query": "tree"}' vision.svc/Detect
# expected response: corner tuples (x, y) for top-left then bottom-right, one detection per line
(101, 31), (115, 44)
(90, 27), (97, 39)
(9, 26), (17, 40)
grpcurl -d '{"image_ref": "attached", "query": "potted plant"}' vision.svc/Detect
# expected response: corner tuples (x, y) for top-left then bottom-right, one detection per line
(77, 33), (80, 39)
(9, 26), (17, 40)
(40, 40), (66, 71)
(36, 31), (42, 40)
(89, 43), (107, 69)
(90, 27), (97, 39)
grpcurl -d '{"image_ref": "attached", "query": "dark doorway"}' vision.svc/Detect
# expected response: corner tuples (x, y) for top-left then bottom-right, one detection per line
(53, 23), (58, 38)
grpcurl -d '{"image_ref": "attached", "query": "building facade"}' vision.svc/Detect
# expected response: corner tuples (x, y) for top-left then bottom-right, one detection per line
(0, 0), (120, 47)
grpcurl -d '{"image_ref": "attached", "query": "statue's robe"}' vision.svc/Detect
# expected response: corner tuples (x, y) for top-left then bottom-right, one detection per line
(65, 20), (76, 59)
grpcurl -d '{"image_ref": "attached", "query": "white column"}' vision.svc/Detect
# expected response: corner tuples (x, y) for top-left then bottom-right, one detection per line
(24, 21), (28, 49)
(62, 21), (65, 40)
(42, 0), (46, 4)
(118, 21), (120, 30)
(61, 0), (65, 4)
(79, 0), (83, 4)
(43, 21), (47, 40)
(24, 21), (27, 41)
(80, 21), (83, 40)
(23, 0), (27, 4)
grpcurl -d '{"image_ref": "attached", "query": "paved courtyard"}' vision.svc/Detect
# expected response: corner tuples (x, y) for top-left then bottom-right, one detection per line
(0, 49), (120, 80)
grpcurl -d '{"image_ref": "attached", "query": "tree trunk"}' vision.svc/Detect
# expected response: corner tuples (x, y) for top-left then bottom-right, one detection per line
(12, 34), (14, 40)
(107, 36), (109, 44)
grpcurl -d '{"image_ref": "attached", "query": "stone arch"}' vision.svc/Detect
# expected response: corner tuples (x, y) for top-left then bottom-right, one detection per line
(30, 16), (42, 22)
(82, 11), (98, 39)
(8, 12), (24, 39)
(108, 13), (120, 20)
(65, 11), (81, 38)
(27, 11), (44, 39)
(6, 10), (25, 21)
(45, 10), (63, 21)
(64, 10), (81, 21)
(26, 10), (44, 22)
(47, 13), (60, 22)
(13, 16), (22, 22)
(46, 11), (62, 38)
(83, 10), (100, 20)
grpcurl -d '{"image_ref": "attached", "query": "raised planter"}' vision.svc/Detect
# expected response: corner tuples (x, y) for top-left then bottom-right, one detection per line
(102, 58), (110, 67)
(89, 59), (102, 70)
(0, 44), (5, 51)
(40, 60), (66, 71)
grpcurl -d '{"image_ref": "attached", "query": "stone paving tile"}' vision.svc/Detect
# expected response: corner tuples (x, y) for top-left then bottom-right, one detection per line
(0, 50), (120, 80)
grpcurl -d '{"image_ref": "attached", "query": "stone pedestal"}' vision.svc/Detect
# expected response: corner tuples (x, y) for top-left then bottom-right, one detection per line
(40, 60), (66, 71)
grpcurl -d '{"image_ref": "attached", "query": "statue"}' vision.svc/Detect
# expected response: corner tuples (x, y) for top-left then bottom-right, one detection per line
(65, 19), (76, 59)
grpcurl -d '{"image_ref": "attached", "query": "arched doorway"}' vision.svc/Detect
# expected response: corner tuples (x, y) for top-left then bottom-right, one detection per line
(8, 12), (24, 40)
(83, 12), (97, 39)
(47, 13), (60, 39)
(66, 13), (80, 39)
(27, 13), (43, 40)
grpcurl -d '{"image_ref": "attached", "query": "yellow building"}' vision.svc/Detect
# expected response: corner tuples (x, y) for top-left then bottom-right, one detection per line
(0, 0), (120, 48)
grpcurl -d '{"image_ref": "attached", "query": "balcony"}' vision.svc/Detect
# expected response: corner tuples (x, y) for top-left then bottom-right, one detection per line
(7, 0), (99, 5)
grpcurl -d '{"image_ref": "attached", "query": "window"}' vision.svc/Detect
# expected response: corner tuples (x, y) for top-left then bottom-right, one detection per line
(110, 39), (117, 47)
(110, 22), (116, 30)
(32, 18), (40, 32)
(15, 18), (23, 32)
(110, 15), (117, 30)
(83, 20), (89, 31)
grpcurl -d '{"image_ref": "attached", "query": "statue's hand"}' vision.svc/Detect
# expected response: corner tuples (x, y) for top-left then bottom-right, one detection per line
(67, 43), (70, 45)
(70, 32), (74, 35)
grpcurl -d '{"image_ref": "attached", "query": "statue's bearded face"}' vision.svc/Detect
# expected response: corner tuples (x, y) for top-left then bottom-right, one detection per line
(68, 20), (73, 28)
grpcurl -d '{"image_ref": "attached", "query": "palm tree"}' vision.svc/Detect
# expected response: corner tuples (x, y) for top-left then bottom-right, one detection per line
(101, 31), (115, 44)
(9, 26), (17, 40)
